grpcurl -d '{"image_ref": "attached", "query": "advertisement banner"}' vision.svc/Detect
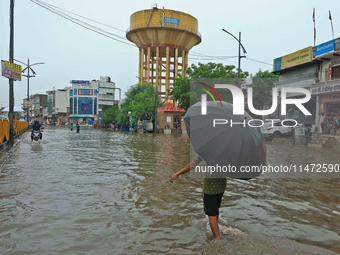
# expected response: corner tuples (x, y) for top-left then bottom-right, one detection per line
(273, 47), (312, 72)
(1, 60), (22, 81)
(315, 40), (335, 57)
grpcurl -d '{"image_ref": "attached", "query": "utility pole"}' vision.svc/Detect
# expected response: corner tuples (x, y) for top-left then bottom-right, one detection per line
(14, 58), (44, 123)
(154, 83), (158, 134)
(9, 0), (15, 145)
(222, 29), (247, 87)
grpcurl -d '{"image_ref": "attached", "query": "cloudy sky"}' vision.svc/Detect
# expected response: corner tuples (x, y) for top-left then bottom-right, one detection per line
(0, 0), (339, 107)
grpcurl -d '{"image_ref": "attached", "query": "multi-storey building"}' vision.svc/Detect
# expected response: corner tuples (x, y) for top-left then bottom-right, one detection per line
(55, 89), (69, 125)
(310, 37), (340, 133)
(69, 76), (116, 125)
(273, 47), (317, 125)
(30, 94), (47, 122)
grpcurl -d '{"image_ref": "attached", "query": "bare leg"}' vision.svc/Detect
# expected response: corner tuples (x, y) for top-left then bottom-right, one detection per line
(208, 215), (221, 239)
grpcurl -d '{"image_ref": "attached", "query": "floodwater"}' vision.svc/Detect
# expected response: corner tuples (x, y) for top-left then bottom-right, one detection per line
(0, 127), (339, 254)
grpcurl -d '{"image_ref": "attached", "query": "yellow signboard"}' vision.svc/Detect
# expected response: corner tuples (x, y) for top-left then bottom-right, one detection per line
(24, 101), (33, 106)
(273, 47), (312, 72)
(1, 60), (22, 81)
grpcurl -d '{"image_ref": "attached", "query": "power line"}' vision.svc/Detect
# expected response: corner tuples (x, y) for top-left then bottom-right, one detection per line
(34, 0), (126, 33)
(245, 58), (272, 66)
(30, 1), (272, 67)
(30, 0), (136, 47)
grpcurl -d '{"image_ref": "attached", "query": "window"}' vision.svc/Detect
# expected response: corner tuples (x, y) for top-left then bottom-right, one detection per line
(74, 98), (77, 114)
(78, 97), (93, 115)
(69, 98), (73, 114)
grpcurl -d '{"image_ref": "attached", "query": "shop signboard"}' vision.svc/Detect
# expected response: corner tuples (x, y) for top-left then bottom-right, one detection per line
(315, 40), (335, 57)
(273, 47), (312, 72)
(311, 83), (340, 95)
(1, 60), (22, 81)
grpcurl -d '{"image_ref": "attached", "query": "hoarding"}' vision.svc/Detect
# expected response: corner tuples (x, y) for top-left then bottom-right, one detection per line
(1, 60), (22, 81)
(315, 40), (335, 57)
(273, 47), (312, 72)
(71, 80), (90, 84)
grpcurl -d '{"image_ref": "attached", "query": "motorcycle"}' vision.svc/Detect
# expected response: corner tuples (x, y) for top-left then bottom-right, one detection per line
(31, 130), (42, 143)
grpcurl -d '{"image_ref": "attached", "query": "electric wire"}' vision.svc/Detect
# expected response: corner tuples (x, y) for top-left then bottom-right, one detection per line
(30, 0), (272, 67)
(33, 0), (126, 33)
(30, 0), (136, 47)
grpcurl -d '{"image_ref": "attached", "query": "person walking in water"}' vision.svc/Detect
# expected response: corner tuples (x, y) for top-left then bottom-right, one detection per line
(70, 122), (73, 131)
(170, 157), (226, 240)
(76, 122), (80, 133)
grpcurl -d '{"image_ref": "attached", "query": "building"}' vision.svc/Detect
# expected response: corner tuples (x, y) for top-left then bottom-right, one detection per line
(157, 99), (186, 133)
(69, 76), (116, 125)
(55, 89), (69, 125)
(273, 47), (317, 124)
(310, 37), (340, 133)
(126, 6), (201, 100)
(46, 90), (56, 124)
(30, 94), (47, 122)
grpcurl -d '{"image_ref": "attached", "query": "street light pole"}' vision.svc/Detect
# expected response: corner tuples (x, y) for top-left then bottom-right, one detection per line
(14, 58), (44, 123)
(222, 29), (247, 87)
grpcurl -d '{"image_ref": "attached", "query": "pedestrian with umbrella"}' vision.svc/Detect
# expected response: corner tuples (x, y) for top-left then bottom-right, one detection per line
(170, 100), (266, 239)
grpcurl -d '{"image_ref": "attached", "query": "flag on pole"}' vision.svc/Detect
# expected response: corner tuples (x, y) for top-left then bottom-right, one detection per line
(313, 8), (316, 46)
(329, 10), (334, 39)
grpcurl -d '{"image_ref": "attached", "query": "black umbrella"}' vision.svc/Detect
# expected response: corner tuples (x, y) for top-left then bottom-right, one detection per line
(184, 100), (266, 179)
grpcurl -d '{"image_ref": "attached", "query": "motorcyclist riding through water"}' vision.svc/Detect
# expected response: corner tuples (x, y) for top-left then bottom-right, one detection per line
(30, 120), (43, 141)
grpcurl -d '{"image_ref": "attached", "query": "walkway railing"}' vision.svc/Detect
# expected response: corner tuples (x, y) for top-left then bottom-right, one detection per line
(0, 120), (29, 144)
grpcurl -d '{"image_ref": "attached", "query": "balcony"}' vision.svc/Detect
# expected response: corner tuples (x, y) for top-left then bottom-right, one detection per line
(98, 94), (114, 101)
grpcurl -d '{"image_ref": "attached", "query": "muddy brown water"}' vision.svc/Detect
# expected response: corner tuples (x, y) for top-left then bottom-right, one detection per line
(0, 127), (339, 254)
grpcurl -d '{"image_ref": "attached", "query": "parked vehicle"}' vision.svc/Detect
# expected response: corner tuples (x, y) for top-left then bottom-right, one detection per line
(261, 120), (302, 139)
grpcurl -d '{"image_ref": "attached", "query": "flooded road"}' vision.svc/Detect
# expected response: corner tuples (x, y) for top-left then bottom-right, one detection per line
(0, 127), (339, 254)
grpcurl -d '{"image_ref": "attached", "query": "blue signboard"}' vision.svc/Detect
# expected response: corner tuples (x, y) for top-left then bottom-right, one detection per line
(71, 80), (90, 84)
(273, 57), (282, 72)
(315, 40), (335, 57)
(164, 17), (180, 25)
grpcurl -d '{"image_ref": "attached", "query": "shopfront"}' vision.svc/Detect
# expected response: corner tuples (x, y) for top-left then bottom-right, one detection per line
(311, 79), (340, 133)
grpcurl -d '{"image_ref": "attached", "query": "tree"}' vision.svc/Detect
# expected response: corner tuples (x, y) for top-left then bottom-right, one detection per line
(187, 62), (249, 79)
(170, 62), (249, 110)
(171, 78), (191, 111)
(101, 106), (119, 126)
(247, 70), (279, 117)
(117, 83), (161, 126)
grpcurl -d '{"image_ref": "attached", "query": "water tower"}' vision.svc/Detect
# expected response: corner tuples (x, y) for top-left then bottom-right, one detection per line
(126, 6), (201, 99)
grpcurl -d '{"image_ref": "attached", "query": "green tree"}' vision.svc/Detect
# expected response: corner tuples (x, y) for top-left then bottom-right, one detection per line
(117, 83), (160, 126)
(247, 70), (279, 116)
(187, 62), (249, 79)
(171, 77), (191, 111)
(170, 62), (249, 110)
(101, 106), (119, 126)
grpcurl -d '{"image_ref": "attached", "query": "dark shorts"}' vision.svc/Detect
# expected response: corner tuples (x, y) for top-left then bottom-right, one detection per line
(203, 192), (224, 216)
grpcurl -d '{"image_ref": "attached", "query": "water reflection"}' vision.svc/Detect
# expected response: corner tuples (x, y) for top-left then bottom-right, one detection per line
(0, 127), (338, 254)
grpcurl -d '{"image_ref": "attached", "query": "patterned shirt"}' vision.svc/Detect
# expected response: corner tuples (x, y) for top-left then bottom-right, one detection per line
(196, 156), (226, 195)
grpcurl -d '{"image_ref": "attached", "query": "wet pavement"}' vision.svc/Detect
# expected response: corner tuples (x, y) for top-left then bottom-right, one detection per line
(0, 127), (339, 254)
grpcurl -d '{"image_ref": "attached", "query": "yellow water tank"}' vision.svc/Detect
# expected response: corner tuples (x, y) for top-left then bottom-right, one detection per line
(126, 7), (201, 99)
